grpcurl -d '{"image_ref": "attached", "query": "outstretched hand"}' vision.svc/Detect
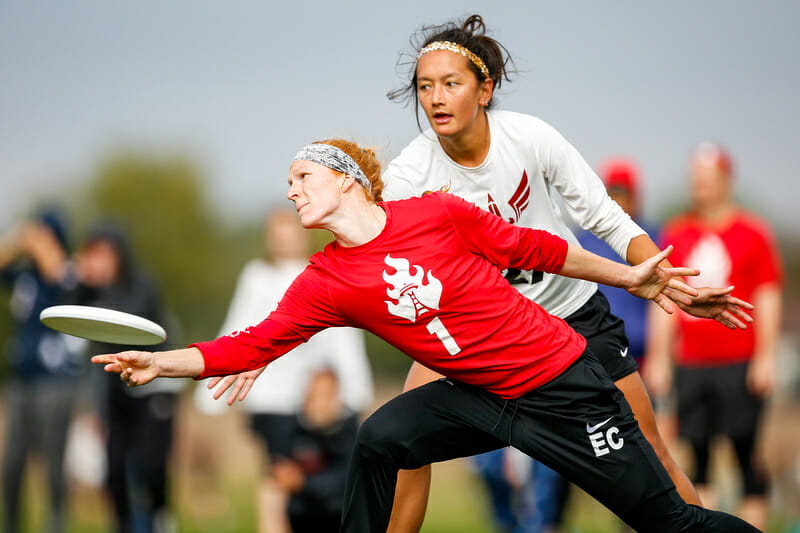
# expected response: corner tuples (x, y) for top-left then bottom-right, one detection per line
(626, 246), (699, 313)
(92, 351), (158, 387)
(206, 366), (267, 405)
(673, 285), (754, 329)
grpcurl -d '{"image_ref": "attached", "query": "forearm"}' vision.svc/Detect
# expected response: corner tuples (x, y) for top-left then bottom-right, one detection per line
(626, 233), (671, 267)
(558, 243), (634, 288)
(646, 303), (677, 363)
(155, 347), (206, 378)
(753, 283), (782, 360)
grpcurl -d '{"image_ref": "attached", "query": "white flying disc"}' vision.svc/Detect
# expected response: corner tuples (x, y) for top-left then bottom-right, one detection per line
(40, 305), (167, 346)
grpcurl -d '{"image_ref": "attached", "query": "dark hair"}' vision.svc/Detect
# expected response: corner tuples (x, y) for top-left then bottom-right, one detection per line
(387, 14), (515, 130)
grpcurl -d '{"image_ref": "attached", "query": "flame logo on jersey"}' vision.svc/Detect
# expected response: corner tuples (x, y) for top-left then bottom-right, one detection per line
(383, 254), (442, 323)
(488, 170), (530, 224)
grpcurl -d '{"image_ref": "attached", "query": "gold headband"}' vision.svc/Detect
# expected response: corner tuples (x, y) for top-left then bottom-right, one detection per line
(417, 41), (490, 79)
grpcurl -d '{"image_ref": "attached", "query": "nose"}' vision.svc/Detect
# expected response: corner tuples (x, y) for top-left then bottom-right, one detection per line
(431, 83), (445, 106)
(287, 181), (300, 201)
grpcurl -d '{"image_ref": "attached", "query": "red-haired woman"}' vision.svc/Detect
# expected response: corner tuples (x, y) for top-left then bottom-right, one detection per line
(92, 139), (759, 533)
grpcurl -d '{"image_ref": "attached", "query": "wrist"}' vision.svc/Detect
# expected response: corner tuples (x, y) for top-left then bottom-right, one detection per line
(151, 352), (163, 378)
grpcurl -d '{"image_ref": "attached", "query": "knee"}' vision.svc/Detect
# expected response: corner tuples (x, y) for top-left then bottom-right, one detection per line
(353, 413), (410, 465)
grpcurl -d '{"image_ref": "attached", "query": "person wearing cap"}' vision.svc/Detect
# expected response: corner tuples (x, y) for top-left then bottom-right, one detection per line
(645, 143), (783, 530)
(578, 157), (660, 366)
(0, 208), (82, 533)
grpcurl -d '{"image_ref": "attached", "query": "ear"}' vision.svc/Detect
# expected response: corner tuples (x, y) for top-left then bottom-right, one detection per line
(479, 77), (494, 106)
(340, 174), (357, 193)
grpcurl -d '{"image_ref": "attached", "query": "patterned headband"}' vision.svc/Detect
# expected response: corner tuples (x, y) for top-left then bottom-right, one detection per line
(417, 41), (490, 79)
(293, 143), (372, 194)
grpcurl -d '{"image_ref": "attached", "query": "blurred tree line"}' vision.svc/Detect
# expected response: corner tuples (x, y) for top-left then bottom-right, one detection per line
(0, 148), (409, 381)
(2, 148), (795, 381)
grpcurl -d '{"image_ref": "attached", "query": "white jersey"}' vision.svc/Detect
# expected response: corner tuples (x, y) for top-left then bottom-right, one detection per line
(194, 258), (374, 415)
(383, 110), (644, 318)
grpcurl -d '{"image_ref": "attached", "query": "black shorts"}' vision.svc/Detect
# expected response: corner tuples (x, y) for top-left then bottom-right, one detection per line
(250, 413), (297, 459)
(676, 362), (763, 443)
(564, 290), (639, 382)
(342, 351), (758, 532)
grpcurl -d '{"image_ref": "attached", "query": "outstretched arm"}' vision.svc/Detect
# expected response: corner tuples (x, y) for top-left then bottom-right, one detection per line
(92, 347), (205, 387)
(558, 244), (698, 314)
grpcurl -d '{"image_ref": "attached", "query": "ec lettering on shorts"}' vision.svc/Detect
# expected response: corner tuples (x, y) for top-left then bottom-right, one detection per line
(586, 417), (624, 457)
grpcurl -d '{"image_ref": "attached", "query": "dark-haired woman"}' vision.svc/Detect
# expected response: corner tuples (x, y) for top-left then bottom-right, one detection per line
(93, 138), (760, 533)
(382, 14), (754, 532)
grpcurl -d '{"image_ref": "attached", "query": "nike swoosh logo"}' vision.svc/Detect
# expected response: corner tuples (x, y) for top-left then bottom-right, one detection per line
(620, 347), (629, 358)
(586, 416), (614, 433)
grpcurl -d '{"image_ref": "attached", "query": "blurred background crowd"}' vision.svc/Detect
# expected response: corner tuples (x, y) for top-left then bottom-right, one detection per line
(1, 2), (798, 532)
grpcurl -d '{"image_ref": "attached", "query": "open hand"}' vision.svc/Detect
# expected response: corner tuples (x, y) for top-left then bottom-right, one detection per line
(626, 246), (699, 313)
(672, 285), (754, 329)
(92, 351), (158, 387)
(206, 366), (267, 405)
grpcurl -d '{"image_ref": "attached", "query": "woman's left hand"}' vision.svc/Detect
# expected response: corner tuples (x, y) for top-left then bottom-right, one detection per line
(206, 366), (267, 405)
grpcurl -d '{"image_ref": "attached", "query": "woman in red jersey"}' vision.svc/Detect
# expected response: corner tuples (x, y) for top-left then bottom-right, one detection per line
(92, 139), (759, 533)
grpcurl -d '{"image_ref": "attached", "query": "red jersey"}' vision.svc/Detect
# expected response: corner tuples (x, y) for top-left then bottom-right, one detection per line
(661, 209), (783, 365)
(194, 192), (586, 399)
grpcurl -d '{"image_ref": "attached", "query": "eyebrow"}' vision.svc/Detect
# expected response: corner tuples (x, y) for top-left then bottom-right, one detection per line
(417, 71), (462, 81)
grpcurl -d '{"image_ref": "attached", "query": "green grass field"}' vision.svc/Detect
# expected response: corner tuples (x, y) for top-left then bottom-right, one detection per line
(2, 385), (799, 532)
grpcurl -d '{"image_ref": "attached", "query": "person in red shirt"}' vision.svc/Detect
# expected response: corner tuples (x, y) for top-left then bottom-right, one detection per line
(92, 139), (760, 533)
(645, 143), (783, 530)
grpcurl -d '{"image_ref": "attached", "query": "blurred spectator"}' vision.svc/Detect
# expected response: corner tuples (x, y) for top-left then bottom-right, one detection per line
(578, 158), (659, 365)
(194, 207), (374, 532)
(272, 367), (359, 533)
(73, 223), (182, 533)
(0, 207), (82, 533)
(645, 143), (783, 530)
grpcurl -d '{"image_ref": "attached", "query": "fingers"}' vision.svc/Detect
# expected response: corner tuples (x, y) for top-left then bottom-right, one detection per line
(654, 294), (673, 314)
(92, 354), (115, 364)
(665, 267), (700, 281)
(667, 278), (699, 295)
(722, 295), (755, 310)
(229, 378), (246, 406)
(727, 306), (754, 324)
(103, 363), (123, 373)
(212, 375), (237, 400)
(237, 379), (255, 402)
(716, 310), (748, 330)
(700, 285), (735, 298)
(207, 376), (223, 390)
(651, 245), (673, 264)
(663, 286), (693, 307)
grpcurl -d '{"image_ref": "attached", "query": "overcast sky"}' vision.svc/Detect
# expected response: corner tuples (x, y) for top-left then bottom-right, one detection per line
(1, 1), (798, 236)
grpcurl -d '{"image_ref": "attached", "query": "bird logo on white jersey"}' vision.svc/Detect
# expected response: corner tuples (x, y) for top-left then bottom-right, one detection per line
(383, 254), (443, 323)
(487, 169), (530, 224)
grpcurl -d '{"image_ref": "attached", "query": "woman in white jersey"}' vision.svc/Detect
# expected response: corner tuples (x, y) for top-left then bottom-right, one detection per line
(381, 14), (754, 531)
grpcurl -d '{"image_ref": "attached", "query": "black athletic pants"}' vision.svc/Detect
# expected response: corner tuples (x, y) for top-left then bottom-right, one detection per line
(340, 352), (760, 532)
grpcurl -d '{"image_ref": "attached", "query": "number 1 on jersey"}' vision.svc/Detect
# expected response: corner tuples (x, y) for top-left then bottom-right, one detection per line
(426, 317), (461, 355)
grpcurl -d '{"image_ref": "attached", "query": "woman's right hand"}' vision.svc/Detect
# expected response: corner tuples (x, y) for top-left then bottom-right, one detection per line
(92, 351), (158, 387)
